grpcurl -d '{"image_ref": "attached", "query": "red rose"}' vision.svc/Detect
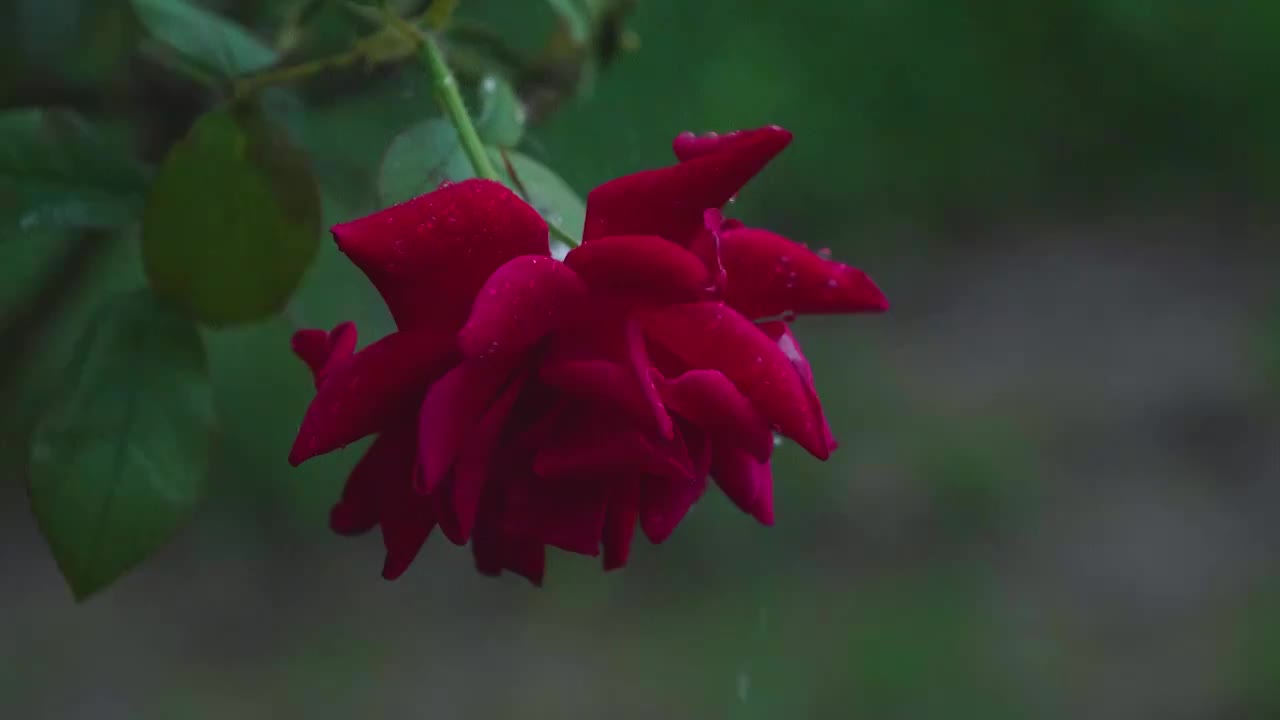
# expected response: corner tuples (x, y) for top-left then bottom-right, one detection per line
(289, 126), (887, 584)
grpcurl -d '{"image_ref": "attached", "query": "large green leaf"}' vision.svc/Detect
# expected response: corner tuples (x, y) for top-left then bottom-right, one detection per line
(143, 105), (321, 327)
(28, 288), (216, 601)
(377, 118), (471, 206)
(131, 0), (278, 77)
(475, 75), (526, 148)
(0, 109), (149, 236)
(500, 149), (585, 251)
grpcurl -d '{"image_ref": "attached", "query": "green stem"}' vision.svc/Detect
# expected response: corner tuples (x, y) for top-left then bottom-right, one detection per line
(419, 33), (500, 181)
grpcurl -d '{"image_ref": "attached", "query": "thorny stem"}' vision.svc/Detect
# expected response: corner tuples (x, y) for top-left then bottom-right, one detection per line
(232, 4), (470, 101)
(419, 32), (501, 181)
(381, 7), (500, 181)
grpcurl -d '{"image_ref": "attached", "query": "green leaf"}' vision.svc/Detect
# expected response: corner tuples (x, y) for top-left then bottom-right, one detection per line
(28, 288), (216, 601)
(475, 75), (526, 148)
(143, 105), (321, 327)
(377, 118), (471, 206)
(131, 0), (278, 77)
(499, 149), (585, 251)
(0, 109), (150, 236)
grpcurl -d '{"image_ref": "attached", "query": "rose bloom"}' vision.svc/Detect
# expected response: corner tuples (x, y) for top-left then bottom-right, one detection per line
(289, 126), (886, 584)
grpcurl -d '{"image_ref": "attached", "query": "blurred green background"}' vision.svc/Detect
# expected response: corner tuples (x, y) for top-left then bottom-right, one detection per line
(3, 0), (1279, 718)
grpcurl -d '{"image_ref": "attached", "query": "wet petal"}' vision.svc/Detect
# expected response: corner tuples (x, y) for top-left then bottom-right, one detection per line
(328, 424), (402, 537)
(458, 256), (587, 359)
(759, 321), (837, 452)
(292, 321), (357, 388)
(500, 540), (547, 586)
(540, 359), (656, 427)
(583, 126), (792, 246)
(332, 179), (548, 332)
(289, 328), (455, 466)
(711, 445), (774, 526)
(639, 475), (706, 544)
(563, 234), (709, 303)
(370, 420), (436, 580)
(622, 317), (677, 441)
(639, 421), (709, 544)
(504, 474), (608, 556)
(720, 227), (889, 318)
(533, 426), (693, 482)
(603, 479), (639, 570)
(660, 369), (773, 462)
(541, 315), (673, 440)
(639, 302), (829, 459)
(471, 472), (548, 586)
(417, 355), (520, 494)
(673, 128), (786, 163)
(449, 370), (529, 543)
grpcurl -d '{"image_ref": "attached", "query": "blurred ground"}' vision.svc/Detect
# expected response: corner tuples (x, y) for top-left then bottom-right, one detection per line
(3, 1), (1280, 718)
(4, 217), (1277, 719)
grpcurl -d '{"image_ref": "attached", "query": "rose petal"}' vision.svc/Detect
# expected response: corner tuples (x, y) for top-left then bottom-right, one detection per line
(504, 474), (608, 556)
(541, 315), (673, 440)
(639, 474), (706, 544)
(533, 425), (693, 482)
(673, 128), (785, 163)
(289, 328), (455, 466)
(539, 359), (655, 427)
(501, 540), (547, 586)
(759, 321), (837, 453)
(449, 370), (529, 543)
(623, 317), (676, 441)
(458, 256), (587, 359)
(417, 355), (520, 494)
(711, 445), (774, 526)
(639, 421), (709, 544)
(471, 472), (547, 586)
(720, 227), (889, 318)
(292, 321), (356, 388)
(687, 210), (727, 294)
(472, 537), (546, 586)
(328, 423), (403, 537)
(563, 234), (709, 303)
(583, 126), (792, 245)
(370, 420), (436, 580)
(332, 179), (548, 332)
(639, 302), (829, 459)
(603, 479), (639, 570)
(660, 369), (773, 462)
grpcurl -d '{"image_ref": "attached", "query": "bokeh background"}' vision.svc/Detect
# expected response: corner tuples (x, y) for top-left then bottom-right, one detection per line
(4, 1), (1280, 718)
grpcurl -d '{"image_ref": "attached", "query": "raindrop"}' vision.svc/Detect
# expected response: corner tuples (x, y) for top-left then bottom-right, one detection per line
(736, 670), (751, 702)
(816, 247), (832, 259)
(825, 278), (839, 289)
